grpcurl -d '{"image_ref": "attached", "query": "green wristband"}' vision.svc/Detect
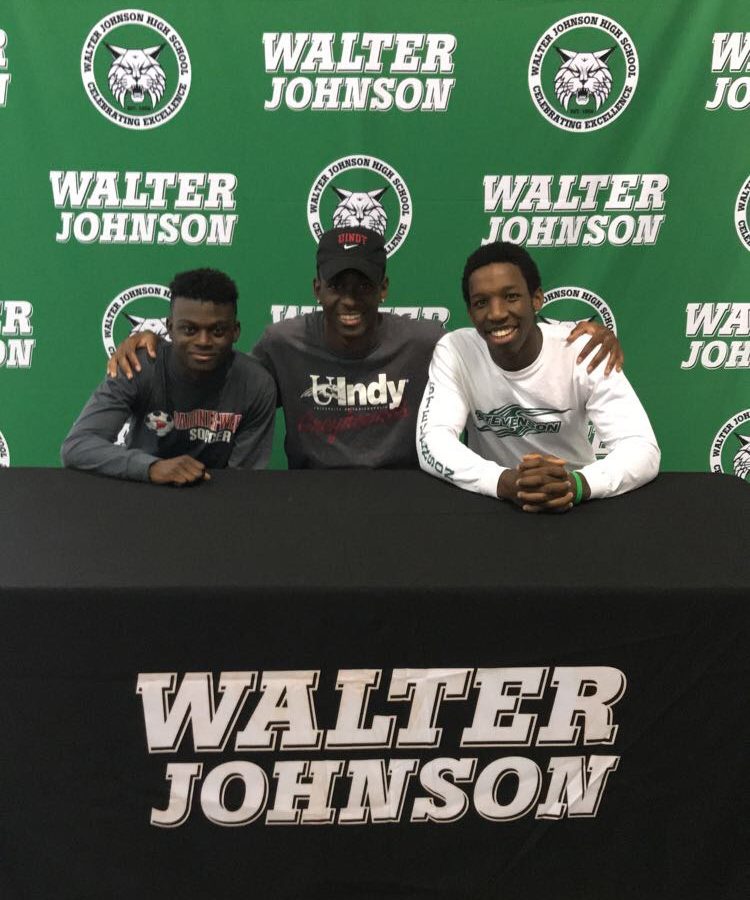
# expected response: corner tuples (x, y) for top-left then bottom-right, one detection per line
(571, 471), (584, 505)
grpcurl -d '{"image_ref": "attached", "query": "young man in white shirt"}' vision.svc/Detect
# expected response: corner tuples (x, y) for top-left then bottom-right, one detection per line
(417, 242), (660, 512)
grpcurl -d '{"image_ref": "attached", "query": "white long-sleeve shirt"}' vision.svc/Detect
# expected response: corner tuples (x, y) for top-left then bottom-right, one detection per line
(416, 323), (660, 499)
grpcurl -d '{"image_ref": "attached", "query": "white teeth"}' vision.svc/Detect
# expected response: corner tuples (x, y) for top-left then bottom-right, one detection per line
(491, 327), (514, 337)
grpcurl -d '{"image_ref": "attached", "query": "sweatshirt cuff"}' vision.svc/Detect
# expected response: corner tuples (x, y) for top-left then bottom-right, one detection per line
(477, 461), (507, 499)
(127, 451), (160, 482)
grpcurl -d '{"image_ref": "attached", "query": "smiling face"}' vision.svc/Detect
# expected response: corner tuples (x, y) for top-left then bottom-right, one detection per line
(467, 262), (544, 370)
(167, 296), (240, 376)
(313, 268), (388, 353)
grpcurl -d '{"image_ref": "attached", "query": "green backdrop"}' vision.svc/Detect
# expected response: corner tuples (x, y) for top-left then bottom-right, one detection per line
(1, 0), (748, 477)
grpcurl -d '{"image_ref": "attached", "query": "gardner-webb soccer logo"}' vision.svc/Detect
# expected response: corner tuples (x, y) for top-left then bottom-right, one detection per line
(81, 9), (191, 130)
(529, 13), (638, 132)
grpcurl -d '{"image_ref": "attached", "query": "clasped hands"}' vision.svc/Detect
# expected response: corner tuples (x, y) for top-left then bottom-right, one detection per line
(497, 454), (588, 513)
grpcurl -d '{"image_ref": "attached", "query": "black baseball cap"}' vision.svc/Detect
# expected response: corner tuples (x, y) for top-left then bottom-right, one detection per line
(316, 227), (386, 284)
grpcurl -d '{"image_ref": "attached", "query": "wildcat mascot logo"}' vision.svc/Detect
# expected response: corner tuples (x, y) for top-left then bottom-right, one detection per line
(308, 155), (413, 256)
(81, 10), (191, 130)
(102, 283), (171, 357)
(529, 14), (638, 132)
(554, 48), (613, 111)
(0, 430), (9, 467)
(710, 409), (750, 480)
(106, 43), (166, 108)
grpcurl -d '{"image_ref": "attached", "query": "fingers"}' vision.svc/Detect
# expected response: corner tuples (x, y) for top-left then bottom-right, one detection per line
(171, 457), (207, 485)
(107, 334), (159, 379)
(519, 453), (567, 472)
(576, 336), (600, 366)
(585, 343), (611, 374)
(518, 467), (568, 486)
(565, 322), (587, 342)
(107, 348), (135, 380)
(608, 344), (625, 375)
(151, 457), (208, 486)
(521, 490), (574, 513)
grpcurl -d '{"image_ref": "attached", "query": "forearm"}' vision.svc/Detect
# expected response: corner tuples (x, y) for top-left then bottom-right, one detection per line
(61, 430), (158, 481)
(417, 383), (505, 496)
(578, 437), (660, 499)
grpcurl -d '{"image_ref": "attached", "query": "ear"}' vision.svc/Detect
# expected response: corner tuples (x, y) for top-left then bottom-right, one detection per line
(332, 187), (351, 201)
(145, 44), (165, 60)
(166, 316), (174, 338)
(313, 276), (323, 301)
(123, 313), (139, 326)
(595, 47), (615, 63)
(532, 290), (544, 313)
(555, 47), (575, 63)
(737, 434), (750, 447)
(369, 187), (388, 202)
(105, 43), (127, 59)
(232, 321), (241, 343)
(379, 276), (389, 302)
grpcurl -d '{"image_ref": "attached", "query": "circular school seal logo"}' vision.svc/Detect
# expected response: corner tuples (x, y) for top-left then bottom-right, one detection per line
(541, 286), (617, 333)
(528, 13), (638, 133)
(102, 283), (171, 357)
(0, 429), (9, 466)
(307, 154), (413, 257)
(734, 175), (750, 251)
(81, 9), (191, 130)
(710, 409), (750, 479)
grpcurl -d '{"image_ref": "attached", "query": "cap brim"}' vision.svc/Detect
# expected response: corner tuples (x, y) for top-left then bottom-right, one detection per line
(318, 257), (384, 284)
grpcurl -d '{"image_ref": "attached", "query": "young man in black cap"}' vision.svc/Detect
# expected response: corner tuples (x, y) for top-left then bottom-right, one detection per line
(62, 269), (276, 485)
(107, 228), (622, 469)
(250, 226), (446, 468)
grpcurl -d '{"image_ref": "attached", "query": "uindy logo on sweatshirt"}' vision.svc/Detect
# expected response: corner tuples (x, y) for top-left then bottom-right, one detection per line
(262, 32), (456, 112)
(681, 303), (750, 370)
(706, 33), (750, 110)
(138, 665), (625, 827)
(0, 300), (35, 368)
(302, 373), (408, 411)
(710, 410), (750, 480)
(480, 173), (668, 247)
(81, 10), (191, 129)
(50, 171), (238, 245)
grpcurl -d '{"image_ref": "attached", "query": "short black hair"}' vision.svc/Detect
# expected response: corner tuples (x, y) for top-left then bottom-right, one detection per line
(461, 242), (542, 305)
(169, 268), (238, 311)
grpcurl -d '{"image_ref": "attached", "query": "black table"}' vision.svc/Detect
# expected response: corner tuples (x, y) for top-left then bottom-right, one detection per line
(1, 470), (748, 899)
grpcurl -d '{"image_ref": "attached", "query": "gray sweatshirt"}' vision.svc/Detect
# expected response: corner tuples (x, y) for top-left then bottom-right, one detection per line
(61, 344), (277, 480)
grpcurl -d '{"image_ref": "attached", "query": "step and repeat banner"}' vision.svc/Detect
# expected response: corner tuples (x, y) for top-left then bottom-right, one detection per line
(0, 0), (748, 476)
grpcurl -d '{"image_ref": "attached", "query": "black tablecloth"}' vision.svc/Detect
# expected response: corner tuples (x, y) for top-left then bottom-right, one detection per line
(1, 470), (748, 899)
